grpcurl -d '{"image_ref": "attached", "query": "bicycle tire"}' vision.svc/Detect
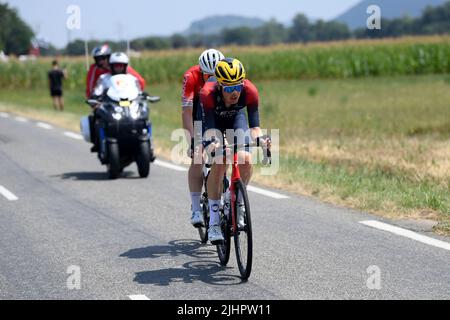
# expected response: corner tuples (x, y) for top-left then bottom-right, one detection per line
(233, 180), (253, 280)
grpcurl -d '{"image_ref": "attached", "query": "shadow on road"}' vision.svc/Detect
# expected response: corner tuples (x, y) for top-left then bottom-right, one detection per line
(120, 239), (243, 286)
(54, 171), (136, 181)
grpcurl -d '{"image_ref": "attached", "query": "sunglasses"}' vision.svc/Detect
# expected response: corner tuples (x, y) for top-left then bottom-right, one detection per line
(222, 84), (243, 94)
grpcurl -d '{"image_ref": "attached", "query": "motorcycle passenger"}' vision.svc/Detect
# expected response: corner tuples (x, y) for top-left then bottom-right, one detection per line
(91, 52), (141, 99)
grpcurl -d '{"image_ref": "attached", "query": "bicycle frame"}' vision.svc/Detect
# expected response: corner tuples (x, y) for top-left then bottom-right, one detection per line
(207, 138), (271, 235)
(229, 149), (241, 235)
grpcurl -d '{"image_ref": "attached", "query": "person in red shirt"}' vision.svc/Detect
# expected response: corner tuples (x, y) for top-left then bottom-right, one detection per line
(86, 44), (146, 98)
(182, 49), (224, 229)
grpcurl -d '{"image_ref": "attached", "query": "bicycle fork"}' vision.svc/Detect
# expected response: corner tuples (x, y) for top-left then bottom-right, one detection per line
(229, 152), (241, 235)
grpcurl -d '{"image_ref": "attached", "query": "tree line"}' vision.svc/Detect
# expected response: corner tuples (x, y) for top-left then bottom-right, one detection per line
(64, 1), (450, 55)
(1, 1), (450, 56)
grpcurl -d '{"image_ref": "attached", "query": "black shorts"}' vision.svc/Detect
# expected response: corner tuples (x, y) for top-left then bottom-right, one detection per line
(207, 109), (251, 152)
(50, 88), (63, 97)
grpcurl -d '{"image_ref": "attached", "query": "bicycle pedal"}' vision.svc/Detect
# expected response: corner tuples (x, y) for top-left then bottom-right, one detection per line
(193, 223), (205, 228)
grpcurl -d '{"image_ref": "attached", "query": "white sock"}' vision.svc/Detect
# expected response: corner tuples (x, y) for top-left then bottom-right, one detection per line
(190, 192), (201, 212)
(209, 199), (221, 226)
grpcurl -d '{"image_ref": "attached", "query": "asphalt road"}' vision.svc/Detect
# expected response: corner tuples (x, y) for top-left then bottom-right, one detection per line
(0, 112), (449, 300)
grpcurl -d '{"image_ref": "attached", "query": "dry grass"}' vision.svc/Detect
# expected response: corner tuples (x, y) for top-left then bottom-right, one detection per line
(281, 137), (450, 185)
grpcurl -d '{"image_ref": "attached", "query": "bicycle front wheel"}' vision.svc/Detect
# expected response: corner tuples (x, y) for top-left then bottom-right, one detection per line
(233, 180), (253, 280)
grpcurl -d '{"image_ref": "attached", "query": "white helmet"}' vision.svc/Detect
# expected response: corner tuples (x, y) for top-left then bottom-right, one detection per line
(109, 52), (129, 65)
(198, 49), (224, 75)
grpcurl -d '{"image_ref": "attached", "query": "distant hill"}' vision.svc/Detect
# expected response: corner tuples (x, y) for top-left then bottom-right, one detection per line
(183, 15), (266, 35)
(334, 0), (448, 29)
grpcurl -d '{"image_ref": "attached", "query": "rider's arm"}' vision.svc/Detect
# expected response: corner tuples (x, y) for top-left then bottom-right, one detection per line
(127, 66), (146, 91)
(181, 72), (196, 143)
(245, 81), (261, 141)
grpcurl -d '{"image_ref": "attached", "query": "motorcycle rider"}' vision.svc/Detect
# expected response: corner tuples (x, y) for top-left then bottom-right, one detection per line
(89, 52), (155, 161)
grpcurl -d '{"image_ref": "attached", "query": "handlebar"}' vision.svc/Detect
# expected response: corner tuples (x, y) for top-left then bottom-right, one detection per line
(85, 94), (160, 108)
(205, 136), (272, 165)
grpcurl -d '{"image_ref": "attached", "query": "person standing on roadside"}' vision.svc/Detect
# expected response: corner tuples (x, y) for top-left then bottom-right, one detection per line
(48, 60), (67, 111)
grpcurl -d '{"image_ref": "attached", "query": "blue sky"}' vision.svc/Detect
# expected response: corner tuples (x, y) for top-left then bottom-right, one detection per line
(3, 0), (361, 47)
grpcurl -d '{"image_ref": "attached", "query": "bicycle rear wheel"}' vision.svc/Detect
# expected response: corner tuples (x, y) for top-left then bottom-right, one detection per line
(198, 194), (209, 244)
(233, 180), (253, 280)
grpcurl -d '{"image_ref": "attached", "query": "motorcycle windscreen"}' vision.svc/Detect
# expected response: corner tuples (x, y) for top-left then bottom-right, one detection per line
(106, 74), (140, 103)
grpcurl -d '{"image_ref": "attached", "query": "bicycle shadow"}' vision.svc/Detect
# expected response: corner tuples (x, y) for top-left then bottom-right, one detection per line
(120, 239), (242, 286)
(53, 171), (136, 181)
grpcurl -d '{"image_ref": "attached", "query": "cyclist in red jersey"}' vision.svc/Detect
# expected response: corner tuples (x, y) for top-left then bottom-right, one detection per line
(86, 44), (146, 98)
(182, 49), (224, 229)
(200, 58), (271, 243)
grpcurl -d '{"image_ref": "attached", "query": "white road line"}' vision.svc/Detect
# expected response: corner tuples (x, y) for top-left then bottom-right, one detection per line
(63, 132), (83, 140)
(128, 295), (150, 300)
(154, 160), (188, 172)
(360, 220), (450, 251)
(0, 186), (18, 201)
(247, 185), (289, 199)
(36, 122), (53, 130)
(15, 116), (28, 123)
(0, 112), (9, 118)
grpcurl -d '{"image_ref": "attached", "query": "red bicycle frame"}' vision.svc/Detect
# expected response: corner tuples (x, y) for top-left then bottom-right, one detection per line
(229, 150), (241, 235)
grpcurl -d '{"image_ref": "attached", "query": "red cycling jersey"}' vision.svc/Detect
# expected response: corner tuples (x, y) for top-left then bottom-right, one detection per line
(86, 64), (146, 98)
(181, 65), (206, 110)
(86, 64), (108, 98)
(200, 79), (260, 130)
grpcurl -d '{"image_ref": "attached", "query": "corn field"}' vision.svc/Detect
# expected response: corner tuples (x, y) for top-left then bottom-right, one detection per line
(0, 36), (449, 90)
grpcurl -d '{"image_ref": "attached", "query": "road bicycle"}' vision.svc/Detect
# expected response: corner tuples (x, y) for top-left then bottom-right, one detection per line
(199, 137), (271, 280)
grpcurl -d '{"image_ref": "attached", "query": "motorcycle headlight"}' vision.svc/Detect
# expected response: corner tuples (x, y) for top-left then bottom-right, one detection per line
(112, 113), (122, 120)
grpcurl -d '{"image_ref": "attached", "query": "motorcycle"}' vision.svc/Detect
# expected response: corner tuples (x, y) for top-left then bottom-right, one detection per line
(80, 74), (160, 179)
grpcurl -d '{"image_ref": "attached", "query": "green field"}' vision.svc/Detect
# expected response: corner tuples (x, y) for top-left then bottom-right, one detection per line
(1, 36), (450, 89)
(0, 37), (449, 234)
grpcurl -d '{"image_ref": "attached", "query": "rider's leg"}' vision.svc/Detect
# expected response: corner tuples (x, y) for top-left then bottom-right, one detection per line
(188, 119), (204, 226)
(206, 162), (227, 226)
(237, 151), (253, 186)
(188, 160), (203, 212)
